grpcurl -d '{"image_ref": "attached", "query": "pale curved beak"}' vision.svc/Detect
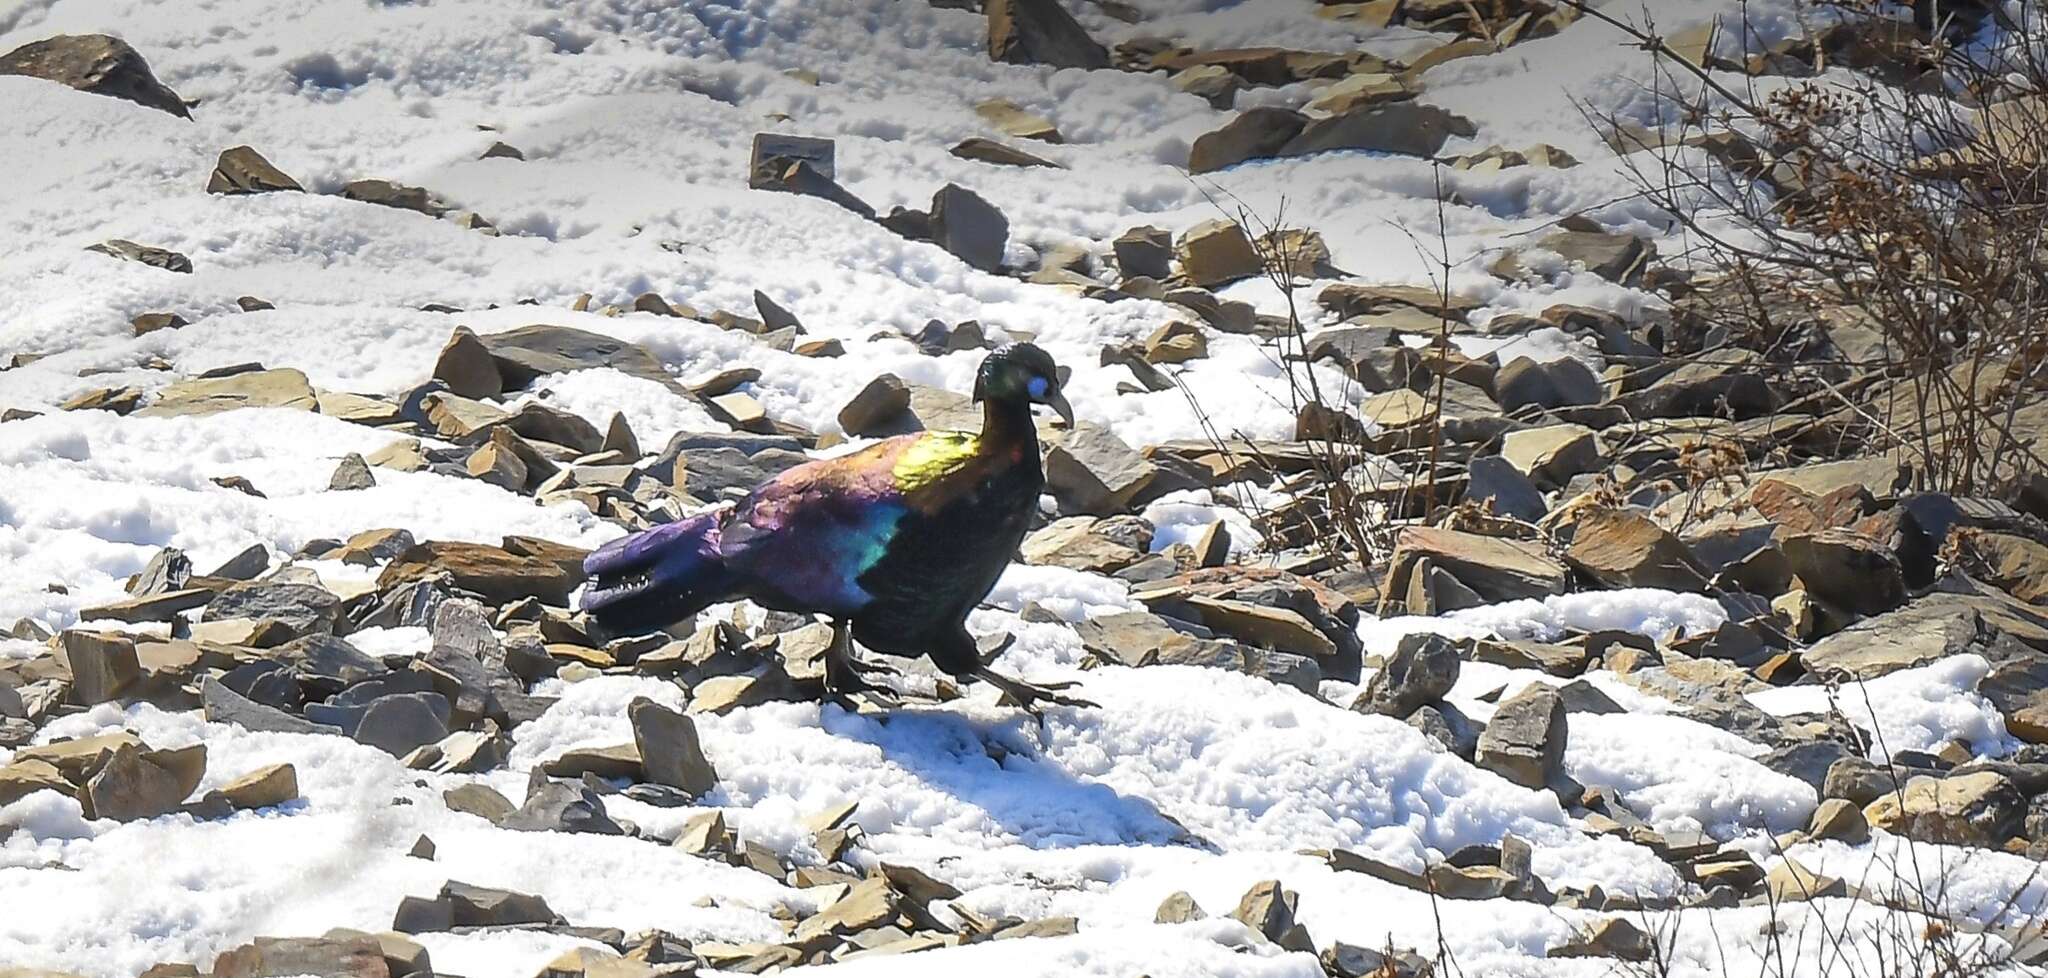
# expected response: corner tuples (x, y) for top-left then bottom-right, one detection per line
(1045, 390), (1076, 429)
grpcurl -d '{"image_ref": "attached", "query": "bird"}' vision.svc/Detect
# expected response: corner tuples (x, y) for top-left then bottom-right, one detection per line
(578, 342), (1090, 711)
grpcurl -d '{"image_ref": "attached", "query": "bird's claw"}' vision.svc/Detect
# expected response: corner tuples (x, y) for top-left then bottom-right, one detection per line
(972, 667), (1098, 714)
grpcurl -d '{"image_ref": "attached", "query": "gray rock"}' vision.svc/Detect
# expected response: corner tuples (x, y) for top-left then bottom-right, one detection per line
(207, 543), (271, 581)
(0, 34), (190, 118)
(275, 634), (389, 693)
(1495, 356), (1602, 412)
(86, 238), (192, 273)
(1406, 702), (1479, 759)
(1280, 101), (1476, 158)
(986, 0), (1109, 69)
(342, 178), (452, 217)
(838, 374), (912, 436)
(129, 546), (192, 597)
(353, 692), (452, 757)
(440, 880), (561, 927)
(502, 778), (624, 835)
(629, 697), (718, 796)
(203, 677), (341, 735)
(1758, 740), (1853, 793)
(479, 324), (683, 394)
(1354, 632), (1460, 717)
(1188, 107), (1307, 174)
(1465, 456), (1547, 523)
(328, 453), (376, 491)
(1113, 226), (1173, 280)
(207, 580), (342, 637)
(929, 184), (1008, 272)
(1045, 423), (1160, 515)
(1476, 684), (1568, 789)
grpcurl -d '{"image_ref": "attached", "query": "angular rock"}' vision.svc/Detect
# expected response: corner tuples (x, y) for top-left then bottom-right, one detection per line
(342, 179), (451, 218)
(1863, 772), (2024, 846)
(378, 541), (580, 606)
(1565, 509), (1711, 591)
(1495, 356), (1602, 412)
(136, 368), (318, 418)
(0, 34), (190, 118)
(212, 936), (387, 978)
(206, 146), (302, 195)
(62, 630), (142, 704)
(329, 453), (376, 491)
(1781, 529), (1907, 618)
(1354, 632), (1460, 717)
(502, 778), (623, 835)
(628, 698), (717, 796)
(1500, 423), (1602, 489)
(837, 374), (912, 436)
(433, 326), (503, 399)
(1379, 526), (1568, 615)
(1476, 684), (1568, 789)
(974, 97), (1062, 142)
(85, 239), (191, 273)
(929, 183), (1008, 272)
(84, 744), (190, 821)
(218, 763), (299, 810)
(1177, 219), (1262, 289)
(1188, 107), (1307, 173)
(1282, 101), (1476, 158)
(1113, 226), (1173, 280)
(986, 0), (1109, 69)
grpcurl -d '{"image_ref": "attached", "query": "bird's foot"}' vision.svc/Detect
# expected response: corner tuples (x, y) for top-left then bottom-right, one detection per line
(971, 667), (1098, 714)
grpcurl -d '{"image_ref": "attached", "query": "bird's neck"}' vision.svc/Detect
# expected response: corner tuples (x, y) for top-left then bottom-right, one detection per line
(979, 396), (1038, 459)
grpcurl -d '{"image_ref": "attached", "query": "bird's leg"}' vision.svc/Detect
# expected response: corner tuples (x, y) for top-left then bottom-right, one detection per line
(960, 630), (1096, 713)
(971, 666), (1098, 713)
(823, 618), (891, 694)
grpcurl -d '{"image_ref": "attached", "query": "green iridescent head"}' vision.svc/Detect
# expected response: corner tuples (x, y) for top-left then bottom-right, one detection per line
(973, 342), (1073, 427)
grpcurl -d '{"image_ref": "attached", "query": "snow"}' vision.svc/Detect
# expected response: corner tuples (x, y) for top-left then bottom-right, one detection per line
(0, 0), (2036, 975)
(1749, 654), (2019, 763)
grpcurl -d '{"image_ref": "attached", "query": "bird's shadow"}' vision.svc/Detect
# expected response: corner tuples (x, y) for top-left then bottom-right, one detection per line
(815, 701), (1214, 856)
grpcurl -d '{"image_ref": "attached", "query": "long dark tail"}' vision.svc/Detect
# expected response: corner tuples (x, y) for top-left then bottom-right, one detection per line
(579, 511), (736, 637)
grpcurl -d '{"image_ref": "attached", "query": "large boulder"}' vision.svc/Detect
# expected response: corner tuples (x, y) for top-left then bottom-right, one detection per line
(0, 34), (190, 118)
(986, 0), (1109, 69)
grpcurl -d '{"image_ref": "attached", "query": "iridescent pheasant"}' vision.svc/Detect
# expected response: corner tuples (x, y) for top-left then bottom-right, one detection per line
(579, 343), (1089, 709)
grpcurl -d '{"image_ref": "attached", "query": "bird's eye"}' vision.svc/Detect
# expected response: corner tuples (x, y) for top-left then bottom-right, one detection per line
(1027, 376), (1049, 399)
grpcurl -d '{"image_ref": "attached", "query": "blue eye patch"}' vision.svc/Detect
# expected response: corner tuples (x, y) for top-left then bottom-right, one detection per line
(1027, 376), (1049, 399)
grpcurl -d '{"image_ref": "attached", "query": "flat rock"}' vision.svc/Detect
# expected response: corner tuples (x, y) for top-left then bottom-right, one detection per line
(62, 630), (142, 703)
(950, 137), (1061, 168)
(83, 240), (188, 278)
(136, 368), (318, 418)
(479, 325), (683, 395)
(378, 541), (581, 606)
(212, 936), (387, 978)
(218, 763), (299, 810)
